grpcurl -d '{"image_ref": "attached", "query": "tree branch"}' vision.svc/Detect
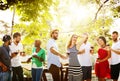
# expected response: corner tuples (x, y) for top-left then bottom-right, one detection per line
(94, 0), (109, 20)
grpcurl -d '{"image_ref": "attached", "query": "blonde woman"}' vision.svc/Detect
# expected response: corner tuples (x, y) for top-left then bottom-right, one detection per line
(66, 34), (87, 81)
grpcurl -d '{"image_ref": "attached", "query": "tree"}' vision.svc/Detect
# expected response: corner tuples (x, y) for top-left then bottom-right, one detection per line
(0, 0), (55, 21)
(0, 0), (58, 54)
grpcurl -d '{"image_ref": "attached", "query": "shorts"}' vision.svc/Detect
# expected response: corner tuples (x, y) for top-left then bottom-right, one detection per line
(82, 66), (92, 80)
(111, 63), (120, 80)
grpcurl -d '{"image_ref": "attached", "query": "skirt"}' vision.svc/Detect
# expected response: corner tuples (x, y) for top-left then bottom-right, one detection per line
(68, 66), (83, 81)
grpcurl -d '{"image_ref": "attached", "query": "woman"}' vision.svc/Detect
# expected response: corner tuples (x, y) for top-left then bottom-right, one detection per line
(95, 36), (111, 81)
(66, 34), (87, 81)
(27, 40), (46, 81)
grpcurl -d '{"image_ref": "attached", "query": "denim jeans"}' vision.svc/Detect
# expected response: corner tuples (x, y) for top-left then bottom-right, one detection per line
(32, 68), (43, 81)
(0, 71), (11, 81)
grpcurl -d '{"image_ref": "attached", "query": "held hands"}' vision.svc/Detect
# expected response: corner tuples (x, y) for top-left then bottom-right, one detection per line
(59, 54), (68, 59)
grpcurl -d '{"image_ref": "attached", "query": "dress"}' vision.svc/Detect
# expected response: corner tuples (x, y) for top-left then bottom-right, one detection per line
(95, 48), (111, 78)
(67, 45), (83, 81)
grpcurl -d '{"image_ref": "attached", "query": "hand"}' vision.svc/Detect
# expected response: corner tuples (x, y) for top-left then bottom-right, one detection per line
(20, 52), (26, 56)
(0, 62), (8, 72)
(27, 58), (31, 63)
(11, 52), (18, 58)
(2, 65), (8, 72)
(0, 62), (2, 66)
(60, 54), (67, 59)
(97, 58), (102, 62)
(14, 52), (19, 55)
(32, 55), (38, 58)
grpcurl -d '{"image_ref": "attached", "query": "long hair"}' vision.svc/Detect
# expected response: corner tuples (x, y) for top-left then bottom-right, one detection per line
(67, 34), (77, 49)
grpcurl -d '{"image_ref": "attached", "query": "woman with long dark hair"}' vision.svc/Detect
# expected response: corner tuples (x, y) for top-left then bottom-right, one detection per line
(95, 36), (111, 81)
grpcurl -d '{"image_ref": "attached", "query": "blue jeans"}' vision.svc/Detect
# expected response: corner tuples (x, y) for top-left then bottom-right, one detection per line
(32, 68), (43, 81)
(0, 71), (11, 81)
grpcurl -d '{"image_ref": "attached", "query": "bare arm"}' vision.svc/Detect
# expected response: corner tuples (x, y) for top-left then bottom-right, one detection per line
(77, 35), (88, 54)
(78, 49), (85, 54)
(32, 55), (44, 62)
(50, 47), (67, 59)
(98, 47), (111, 62)
(76, 39), (86, 50)
(50, 47), (61, 56)
(27, 57), (32, 63)
(76, 35), (88, 50)
(111, 49), (120, 55)
(11, 52), (18, 58)
(27, 55), (44, 63)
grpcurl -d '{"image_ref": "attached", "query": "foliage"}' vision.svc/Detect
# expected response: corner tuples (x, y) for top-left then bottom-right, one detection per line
(15, 0), (53, 21)
(53, 0), (114, 53)
(1, 0), (118, 77)
(0, 0), (118, 54)
(0, 0), (55, 21)
(0, 0), (58, 54)
(13, 21), (50, 54)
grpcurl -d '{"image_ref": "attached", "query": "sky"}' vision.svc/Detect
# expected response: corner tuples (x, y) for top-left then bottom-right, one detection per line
(0, 9), (19, 27)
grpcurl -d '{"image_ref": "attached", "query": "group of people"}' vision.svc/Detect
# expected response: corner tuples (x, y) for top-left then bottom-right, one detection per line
(0, 32), (46, 81)
(46, 29), (120, 81)
(0, 29), (120, 81)
(0, 32), (25, 81)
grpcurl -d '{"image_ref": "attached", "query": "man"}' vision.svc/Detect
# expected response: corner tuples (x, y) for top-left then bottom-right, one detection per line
(78, 34), (92, 81)
(111, 31), (120, 81)
(9, 32), (24, 81)
(0, 35), (12, 81)
(27, 40), (46, 81)
(47, 29), (66, 81)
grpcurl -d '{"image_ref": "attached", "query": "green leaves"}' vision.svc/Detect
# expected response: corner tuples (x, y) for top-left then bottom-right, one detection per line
(13, 21), (50, 45)
(15, 0), (52, 21)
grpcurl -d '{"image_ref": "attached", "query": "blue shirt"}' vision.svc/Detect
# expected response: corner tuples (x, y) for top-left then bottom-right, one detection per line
(47, 38), (61, 69)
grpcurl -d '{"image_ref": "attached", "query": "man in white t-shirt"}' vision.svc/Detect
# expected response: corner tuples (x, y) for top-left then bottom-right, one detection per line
(47, 29), (66, 81)
(78, 34), (92, 81)
(9, 32), (24, 81)
(110, 31), (120, 81)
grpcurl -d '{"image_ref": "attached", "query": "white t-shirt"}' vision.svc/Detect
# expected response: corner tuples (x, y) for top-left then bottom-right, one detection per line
(111, 40), (120, 65)
(47, 38), (61, 69)
(78, 42), (92, 66)
(9, 42), (23, 67)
